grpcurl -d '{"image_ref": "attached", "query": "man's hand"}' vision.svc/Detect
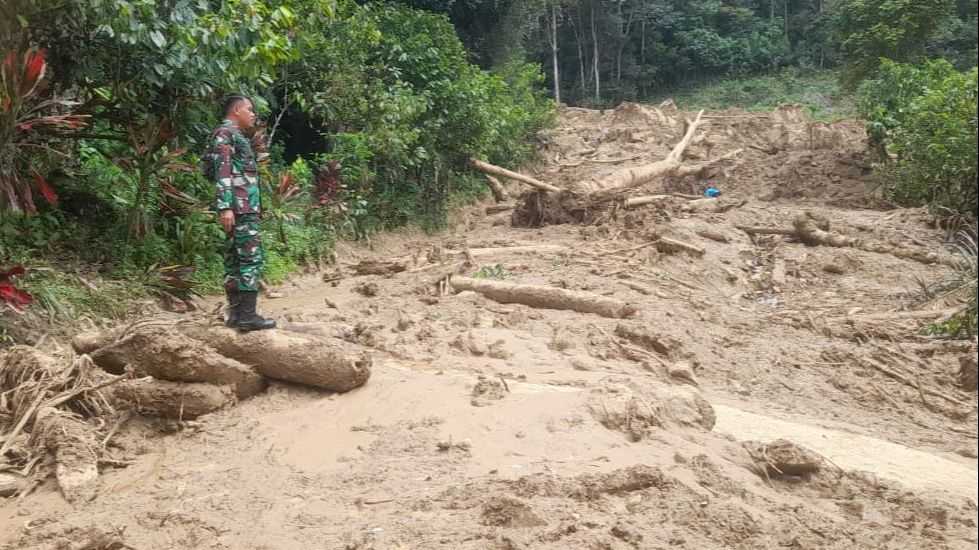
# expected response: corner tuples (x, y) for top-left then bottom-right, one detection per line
(219, 209), (235, 233)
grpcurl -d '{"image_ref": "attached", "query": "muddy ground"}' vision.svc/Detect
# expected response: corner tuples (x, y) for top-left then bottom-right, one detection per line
(1, 103), (977, 549)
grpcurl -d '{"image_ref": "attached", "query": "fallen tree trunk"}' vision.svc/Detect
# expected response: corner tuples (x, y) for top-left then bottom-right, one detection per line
(623, 193), (704, 208)
(470, 159), (565, 194)
(352, 259), (408, 276)
(655, 237), (705, 257)
(88, 329), (266, 399)
(71, 330), (119, 355)
(466, 244), (569, 259)
(737, 216), (962, 267)
(792, 216), (962, 267)
(106, 379), (235, 418)
(181, 326), (372, 393)
(449, 275), (636, 318)
(484, 175), (509, 202)
(572, 110), (704, 196)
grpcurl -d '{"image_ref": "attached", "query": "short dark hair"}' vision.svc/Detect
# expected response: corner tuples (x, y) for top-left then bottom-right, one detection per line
(222, 94), (250, 116)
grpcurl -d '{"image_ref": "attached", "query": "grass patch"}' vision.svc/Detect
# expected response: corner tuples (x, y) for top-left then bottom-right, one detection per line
(1, 267), (149, 344)
(660, 68), (856, 121)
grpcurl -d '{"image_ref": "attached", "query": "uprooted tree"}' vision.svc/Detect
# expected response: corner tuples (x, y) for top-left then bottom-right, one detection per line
(471, 110), (743, 226)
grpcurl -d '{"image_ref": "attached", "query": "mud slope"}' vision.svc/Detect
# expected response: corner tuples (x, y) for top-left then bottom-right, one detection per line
(1, 104), (976, 550)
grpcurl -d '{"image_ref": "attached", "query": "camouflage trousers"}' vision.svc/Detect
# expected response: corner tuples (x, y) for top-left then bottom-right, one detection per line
(224, 214), (265, 292)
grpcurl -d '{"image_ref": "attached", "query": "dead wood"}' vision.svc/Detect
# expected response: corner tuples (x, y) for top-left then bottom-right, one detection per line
(465, 244), (569, 259)
(738, 216), (962, 267)
(737, 226), (798, 237)
(71, 329), (120, 355)
(792, 215), (962, 267)
(180, 326), (372, 392)
(88, 329), (266, 399)
(106, 379), (236, 418)
(449, 275), (636, 318)
(696, 228), (730, 243)
(623, 193), (700, 208)
(352, 259), (408, 276)
(0, 347), (126, 502)
(470, 159), (565, 194)
(572, 110), (705, 196)
(655, 237), (705, 257)
(485, 204), (514, 214)
(484, 174), (509, 202)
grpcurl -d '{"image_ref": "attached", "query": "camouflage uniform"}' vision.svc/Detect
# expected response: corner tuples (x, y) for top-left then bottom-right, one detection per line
(207, 120), (264, 293)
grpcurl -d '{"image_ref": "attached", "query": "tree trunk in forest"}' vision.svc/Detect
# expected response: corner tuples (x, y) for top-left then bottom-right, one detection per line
(615, 5), (638, 85)
(591, 4), (601, 103)
(551, 1), (561, 105)
(572, 8), (587, 94)
(640, 18), (645, 66)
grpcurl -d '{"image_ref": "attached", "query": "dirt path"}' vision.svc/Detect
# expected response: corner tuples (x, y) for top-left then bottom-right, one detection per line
(2, 103), (976, 549)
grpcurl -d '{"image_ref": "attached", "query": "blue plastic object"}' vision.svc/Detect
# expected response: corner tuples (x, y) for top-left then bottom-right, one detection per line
(704, 187), (721, 198)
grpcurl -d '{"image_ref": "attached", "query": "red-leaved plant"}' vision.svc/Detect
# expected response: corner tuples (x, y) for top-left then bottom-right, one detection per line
(1, 48), (90, 213)
(0, 263), (32, 314)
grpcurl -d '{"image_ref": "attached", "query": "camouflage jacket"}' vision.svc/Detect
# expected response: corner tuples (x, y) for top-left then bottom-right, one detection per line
(206, 120), (261, 214)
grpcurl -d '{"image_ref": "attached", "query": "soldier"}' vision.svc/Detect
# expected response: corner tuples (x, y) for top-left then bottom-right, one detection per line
(204, 94), (276, 331)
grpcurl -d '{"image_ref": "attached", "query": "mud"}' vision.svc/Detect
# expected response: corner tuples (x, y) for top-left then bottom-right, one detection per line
(1, 103), (976, 549)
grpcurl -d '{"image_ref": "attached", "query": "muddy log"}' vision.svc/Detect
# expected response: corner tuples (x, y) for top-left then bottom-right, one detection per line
(792, 215), (963, 267)
(181, 326), (372, 392)
(352, 259), (408, 276)
(449, 275), (636, 318)
(107, 379), (236, 418)
(88, 329), (266, 399)
(71, 329), (120, 355)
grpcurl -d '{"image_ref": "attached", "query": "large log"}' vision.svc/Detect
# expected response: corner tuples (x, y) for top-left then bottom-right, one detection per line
(449, 275), (636, 318)
(88, 329), (266, 399)
(571, 110), (705, 196)
(181, 326), (372, 392)
(107, 379), (236, 418)
(792, 216), (963, 267)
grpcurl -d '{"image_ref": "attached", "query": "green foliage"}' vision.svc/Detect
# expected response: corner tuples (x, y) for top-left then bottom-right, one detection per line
(833, 0), (954, 85)
(859, 59), (978, 215)
(924, 230), (977, 337)
(286, 2), (553, 231)
(666, 68), (855, 120)
(473, 263), (507, 279)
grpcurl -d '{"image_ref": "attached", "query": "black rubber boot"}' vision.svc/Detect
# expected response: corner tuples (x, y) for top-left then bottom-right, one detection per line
(224, 289), (241, 328)
(236, 291), (276, 332)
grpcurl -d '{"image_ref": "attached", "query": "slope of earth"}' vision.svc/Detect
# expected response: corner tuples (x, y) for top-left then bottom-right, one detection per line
(1, 103), (976, 550)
